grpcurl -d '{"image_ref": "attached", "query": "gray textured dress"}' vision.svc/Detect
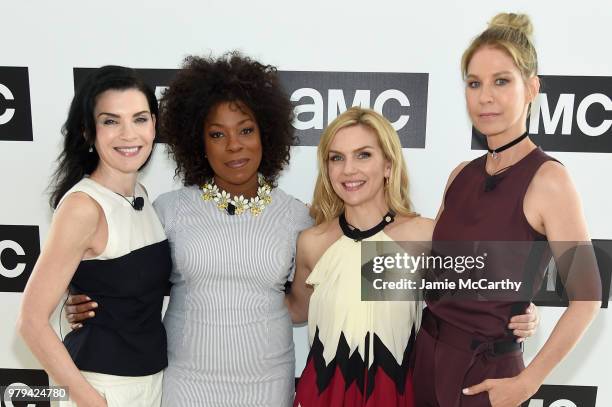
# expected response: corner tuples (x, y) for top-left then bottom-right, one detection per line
(153, 186), (312, 406)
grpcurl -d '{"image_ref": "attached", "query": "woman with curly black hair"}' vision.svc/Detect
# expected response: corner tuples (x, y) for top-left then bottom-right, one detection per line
(154, 53), (311, 406)
(160, 53), (297, 191)
(67, 52), (311, 406)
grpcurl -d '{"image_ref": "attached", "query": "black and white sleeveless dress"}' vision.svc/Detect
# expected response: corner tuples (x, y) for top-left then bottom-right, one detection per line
(59, 177), (171, 407)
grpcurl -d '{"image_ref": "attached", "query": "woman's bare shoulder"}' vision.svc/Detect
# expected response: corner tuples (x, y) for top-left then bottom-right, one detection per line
(386, 215), (434, 241)
(298, 218), (343, 266)
(55, 192), (103, 227)
(301, 218), (342, 245)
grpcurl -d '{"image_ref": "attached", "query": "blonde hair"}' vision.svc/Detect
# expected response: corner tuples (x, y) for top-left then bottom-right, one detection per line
(461, 12), (538, 80)
(310, 107), (417, 225)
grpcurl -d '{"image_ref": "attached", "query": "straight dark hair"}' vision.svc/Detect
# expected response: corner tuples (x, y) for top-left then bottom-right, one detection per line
(49, 66), (158, 209)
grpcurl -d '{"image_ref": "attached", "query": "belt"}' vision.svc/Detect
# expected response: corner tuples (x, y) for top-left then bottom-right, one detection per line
(421, 308), (522, 356)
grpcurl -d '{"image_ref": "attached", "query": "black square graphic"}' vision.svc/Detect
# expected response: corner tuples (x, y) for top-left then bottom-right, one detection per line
(523, 384), (597, 406)
(0, 225), (40, 293)
(0, 67), (33, 142)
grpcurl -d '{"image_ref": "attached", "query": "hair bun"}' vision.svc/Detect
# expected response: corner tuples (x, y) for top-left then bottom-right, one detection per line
(488, 12), (533, 39)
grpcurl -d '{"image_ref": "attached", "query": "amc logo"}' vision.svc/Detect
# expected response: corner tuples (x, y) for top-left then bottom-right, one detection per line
(0, 225), (40, 293)
(0, 368), (50, 407)
(74, 68), (429, 147)
(533, 239), (611, 308)
(523, 385), (597, 406)
(0, 67), (33, 142)
(472, 75), (612, 153)
(279, 71), (429, 147)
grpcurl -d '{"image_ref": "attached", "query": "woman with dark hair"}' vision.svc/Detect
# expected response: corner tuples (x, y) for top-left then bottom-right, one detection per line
(67, 53), (312, 406)
(17, 66), (171, 406)
(47, 66), (159, 209)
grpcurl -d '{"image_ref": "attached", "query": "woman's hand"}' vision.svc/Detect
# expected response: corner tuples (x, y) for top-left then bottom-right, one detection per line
(508, 302), (539, 343)
(463, 374), (537, 407)
(65, 294), (97, 329)
(463, 303), (541, 406)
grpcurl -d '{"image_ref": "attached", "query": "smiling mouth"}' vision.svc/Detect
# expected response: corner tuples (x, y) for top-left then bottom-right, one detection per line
(225, 159), (249, 169)
(342, 181), (366, 191)
(479, 113), (500, 119)
(114, 146), (142, 157)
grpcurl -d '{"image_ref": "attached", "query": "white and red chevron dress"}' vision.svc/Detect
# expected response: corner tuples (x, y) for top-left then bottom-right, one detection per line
(294, 230), (421, 407)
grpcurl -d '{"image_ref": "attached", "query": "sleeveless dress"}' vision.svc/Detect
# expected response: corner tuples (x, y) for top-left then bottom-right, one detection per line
(59, 177), (171, 407)
(154, 186), (312, 407)
(413, 147), (557, 407)
(294, 230), (420, 407)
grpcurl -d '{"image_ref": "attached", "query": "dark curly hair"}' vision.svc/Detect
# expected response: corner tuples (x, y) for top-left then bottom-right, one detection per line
(49, 65), (158, 209)
(159, 52), (296, 187)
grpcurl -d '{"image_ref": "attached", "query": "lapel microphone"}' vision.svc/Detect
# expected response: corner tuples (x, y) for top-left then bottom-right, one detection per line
(115, 193), (145, 211)
(132, 197), (144, 211)
(484, 174), (502, 192)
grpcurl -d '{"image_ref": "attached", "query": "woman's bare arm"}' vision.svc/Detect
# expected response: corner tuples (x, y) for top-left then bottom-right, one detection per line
(465, 162), (601, 406)
(17, 193), (107, 407)
(285, 230), (315, 324)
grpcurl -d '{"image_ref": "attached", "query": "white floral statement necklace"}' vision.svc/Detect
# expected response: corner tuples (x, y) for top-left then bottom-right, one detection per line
(201, 174), (272, 216)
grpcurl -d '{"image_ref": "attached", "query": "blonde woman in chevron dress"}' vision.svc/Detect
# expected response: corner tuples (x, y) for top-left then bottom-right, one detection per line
(287, 107), (431, 406)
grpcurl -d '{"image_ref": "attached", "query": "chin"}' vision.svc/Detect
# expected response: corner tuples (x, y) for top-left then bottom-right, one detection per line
(476, 124), (506, 138)
(221, 170), (258, 185)
(337, 193), (369, 208)
(119, 166), (143, 175)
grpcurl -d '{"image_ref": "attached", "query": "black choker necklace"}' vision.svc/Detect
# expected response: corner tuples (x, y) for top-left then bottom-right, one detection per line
(488, 131), (528, 159)
(339, 211), (395, 242)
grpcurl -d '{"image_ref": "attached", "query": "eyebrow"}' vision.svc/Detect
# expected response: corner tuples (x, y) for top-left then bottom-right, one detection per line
(466, 71), (514, 79)
(207, 118), (254, 127)
(328, 145), (375, 154)
(96, 110), (149, 118)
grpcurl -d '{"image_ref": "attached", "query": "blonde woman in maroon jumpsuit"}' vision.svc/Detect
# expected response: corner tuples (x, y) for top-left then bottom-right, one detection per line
(412, 12), (601, 407)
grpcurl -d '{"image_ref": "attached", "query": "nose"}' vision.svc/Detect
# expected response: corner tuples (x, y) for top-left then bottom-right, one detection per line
(225, 132), (243, 152)
(342, 157), (357, 175)
(479, 83), (494, 104)
(119, 122), (138, 141)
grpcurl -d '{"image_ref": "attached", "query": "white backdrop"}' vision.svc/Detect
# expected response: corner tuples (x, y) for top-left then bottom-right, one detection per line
(1, 1), (611, 406)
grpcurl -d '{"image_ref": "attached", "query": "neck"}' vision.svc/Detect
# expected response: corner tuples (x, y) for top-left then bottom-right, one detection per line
(343, 195), (389, 230)
(90, 166), (138, 196)
(485, 135), (536, 173)
(214, 174), (259, 198)
(485, 118), (528, 150)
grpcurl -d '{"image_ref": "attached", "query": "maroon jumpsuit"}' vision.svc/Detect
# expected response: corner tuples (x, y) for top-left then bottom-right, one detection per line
(412, 147), (557, 407)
